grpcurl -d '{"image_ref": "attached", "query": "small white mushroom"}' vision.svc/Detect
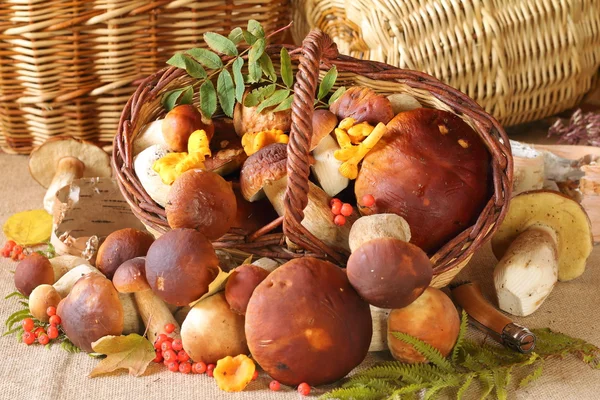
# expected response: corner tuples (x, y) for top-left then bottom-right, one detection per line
(132, 120), (167, 157)
(133, 144), (172, 207)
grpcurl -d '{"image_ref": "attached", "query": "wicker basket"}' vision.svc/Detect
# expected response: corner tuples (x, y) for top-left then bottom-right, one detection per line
(113, 29), (513, 288)
(291, 0), (600, 127)
(0, 0), (289, 154)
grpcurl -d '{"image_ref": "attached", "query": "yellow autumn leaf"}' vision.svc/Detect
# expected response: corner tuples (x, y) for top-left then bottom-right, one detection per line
(89, 334), (155, 378)
(3, 209), (52, 246)
(188, 267), (232, 308)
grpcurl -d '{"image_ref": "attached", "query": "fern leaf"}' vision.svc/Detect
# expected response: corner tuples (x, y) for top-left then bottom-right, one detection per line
(456, 373), (475, 400)
(452, 310), (469, 362)
(477, 371), (495, 400)
(319, 386), (382, 400)
(4, 291), (27, 300)
(492, 368), (511, 400)
(520, 362), (543, 388)
(387, 383), (430, 397)
(390, 332), (453, 371)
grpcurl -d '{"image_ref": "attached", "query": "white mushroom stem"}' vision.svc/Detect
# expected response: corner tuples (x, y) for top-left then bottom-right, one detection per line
(53, 264), (102, 298)
(511, 142), (545, 196)
(369, 306), (391, 352)
(311, 135), (349, 197)
(119, 293), (144, 335)
(134, 289), (180, 344)
(494, 227), (558, 317)
(43, 157), (85, 214)
(49, 255), (91, 282)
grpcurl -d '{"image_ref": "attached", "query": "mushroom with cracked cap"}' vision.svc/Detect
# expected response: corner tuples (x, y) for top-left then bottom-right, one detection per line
(28, 137), (112, 214)
(491, 190), (593, 317)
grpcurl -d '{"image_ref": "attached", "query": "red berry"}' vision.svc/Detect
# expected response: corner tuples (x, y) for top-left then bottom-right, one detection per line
(46, 306), (57, 317)
(17, 253), (25, 261)
(47, 325), (59, 339)
(179, 362), (192, 374)
(163, 359), (169, 366)
(153, 351), (163, 363)
(22, 318), (34, 332)
(163, 349), (177, 362)
(334, 215), (346, 226)
(340, 203), (353, 216)
(1, 249), (10, 258)
(164, 323), (175, 334)
(33, 327), (45, 338)
(22, 331), (35, 345)
(171, 339), (183, 352)
(362, 194), (375, 207)
(207, 364), (215, 377)
(329, 198), (342, 207)
(331, 202), (342, 215)
(49, 315), (61, 326)
(167, 361), (179, 372)
(161, 341), (172, 352)
(5, 240), (16, 251)
(38, 334), (50, 345)
(269, 380), (281, 391)
(252, 370), (259, 380)
(298, 382), (311, 396)
(192, 362), (207, 374)
(13, 245), (23, 255)
(177, 350), (190, 363)
(11, 251), (19, 261)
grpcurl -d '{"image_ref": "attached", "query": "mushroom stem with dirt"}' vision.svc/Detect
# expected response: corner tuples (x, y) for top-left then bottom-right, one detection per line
(112, 257), (180, 344)
(29, 137), (112, 214)
(492, 190), (593, 317)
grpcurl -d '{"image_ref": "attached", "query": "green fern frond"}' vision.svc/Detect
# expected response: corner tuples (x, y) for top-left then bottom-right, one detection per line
(4, 291), (27, 300)
(520, 362), (544, 388)
(390, 332), (453, 371)
(477, 371), (495, 400)
(533, 328), (600, 368)
(319, 386), (382, 400)
(386, 382), (430, 399)
(452, 310), (469, 362)
(345, 378), (397, 393)
(492, 367), (511, 400)
(456, 373), (475, 400)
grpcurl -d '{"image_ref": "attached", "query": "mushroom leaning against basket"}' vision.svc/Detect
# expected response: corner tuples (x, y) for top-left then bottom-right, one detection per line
(29, 137), (112, 214)
(492, 190), (593, 317)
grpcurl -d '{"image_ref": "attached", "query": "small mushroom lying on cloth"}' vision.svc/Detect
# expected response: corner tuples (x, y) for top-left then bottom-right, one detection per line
(29, 137), (112, 214)
(492, 190), (593, 316)
(14, 253), (54, 296)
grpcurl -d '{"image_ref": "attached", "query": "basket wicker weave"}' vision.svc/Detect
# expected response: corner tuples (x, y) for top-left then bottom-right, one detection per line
(291, 0), (600, 127)
(0, 0), (289, 154)
(113, 29), (513, 288)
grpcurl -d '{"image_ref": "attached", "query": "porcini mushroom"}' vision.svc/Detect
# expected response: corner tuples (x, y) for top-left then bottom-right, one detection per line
(233, 91), (292, 136)
(49, 255), (91, 282)
(145, 229), (219, 306)
(113, 257), (179, 343)
(162, 104), (214, 152)
(239, 143), (288, 202)
(53, 264), (102, 298)
(165, 169), (237, 240)
(57, 273), (124, 352)
(28, 284), (61, 322)
(96, 228), (154, 279)
(348, 213), (411, 253)
(14, 253), (54, 296)
(224, 264), (270, 315)
(329, 86), (394, 125)
(492, 190), (593, 316)
(29, 137), (112, 214)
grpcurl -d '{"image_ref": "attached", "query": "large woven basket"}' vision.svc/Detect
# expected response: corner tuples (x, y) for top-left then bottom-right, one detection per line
(0, 0), (289, 154)
(292, 0), (600, 127)
(113, 29), (513, 288)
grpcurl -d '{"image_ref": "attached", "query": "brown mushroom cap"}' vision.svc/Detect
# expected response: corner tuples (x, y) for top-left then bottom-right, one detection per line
(145, 228), (219, 306)
(96, 228), (155, 279)
(204, 120), (247, 176)
(239, 143), (288, 202)
(347, 238), (433, 309)
(57, 273), (124, 352)
(329, 86), (394, 125)
(29, 284), (61, 322)
(28, 136), (112, 188)
(310, 110), (338, 150)
(162, 104), (214, 152)
(233, 93), (292, 136)
(225, 264), (270, 315)
(166, 169), (237, 240)
(245, 257), (372, 386)
(14, 253), (54, 296)
(113, 257), (150, 293)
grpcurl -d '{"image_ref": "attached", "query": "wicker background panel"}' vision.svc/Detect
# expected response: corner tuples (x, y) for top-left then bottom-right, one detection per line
(0, 0), (290, 154)
(292, 0), (600, 126)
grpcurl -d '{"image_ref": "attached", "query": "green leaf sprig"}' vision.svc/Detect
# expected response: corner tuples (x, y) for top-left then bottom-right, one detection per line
(321, 311), (600, 400)
(161, 20), (346, 118)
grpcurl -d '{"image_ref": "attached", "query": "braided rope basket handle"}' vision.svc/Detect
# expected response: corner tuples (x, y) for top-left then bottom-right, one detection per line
(283, 29), (345, 263)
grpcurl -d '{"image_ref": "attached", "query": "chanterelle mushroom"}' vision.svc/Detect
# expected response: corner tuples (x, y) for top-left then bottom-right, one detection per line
(492, 190), (593, 316)
(29, 137), (112, 214)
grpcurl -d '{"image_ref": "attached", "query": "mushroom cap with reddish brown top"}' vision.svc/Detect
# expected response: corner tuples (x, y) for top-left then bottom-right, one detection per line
(239, 143), (288, 202)
(57, 273), (124, 352)
(28, 136), (112, 188)
(225, 264), (270, 315)
(310, 110), (338, 150)
(347, 238), (433, 309)
(96, 228), (155, 279)
(245, 257), (372, 386)
(145, 229), (219, 306)
(329, 86), (394, 125)
(355, 108), (490, 253)
(14, 253), (54, 296)
(112, 257), (150, 293)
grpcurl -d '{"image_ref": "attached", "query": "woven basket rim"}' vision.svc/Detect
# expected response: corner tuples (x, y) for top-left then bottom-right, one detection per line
(112, 29), (513, 278)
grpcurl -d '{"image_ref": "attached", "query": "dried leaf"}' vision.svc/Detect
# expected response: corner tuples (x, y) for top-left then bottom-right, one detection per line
(204, 32), (238, 56)
(188, 267), (232, 308)
(3, 209), (52, 246)
(217, 70), (235, 118)
(199, 81), (217, 119)
(89, 334), (155, 378)
(280, 47), (293, 88)
(186, 48), (223, 70)
(228, 27), (244, 44)
(232, 57), (245, 103)
(256, 89), (290, 113)
(318, 66), (338, 100)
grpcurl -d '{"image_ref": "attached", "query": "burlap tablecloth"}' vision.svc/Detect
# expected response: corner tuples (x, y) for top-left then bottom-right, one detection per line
(0, 153), (598, 400)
